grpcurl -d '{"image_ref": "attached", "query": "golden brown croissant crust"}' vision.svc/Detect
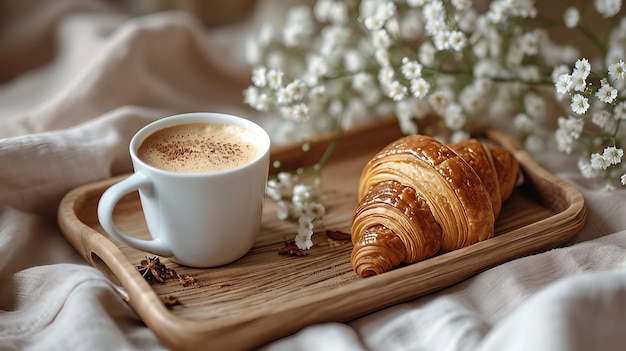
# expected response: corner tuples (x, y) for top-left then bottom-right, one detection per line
(351, 134), (519, 277)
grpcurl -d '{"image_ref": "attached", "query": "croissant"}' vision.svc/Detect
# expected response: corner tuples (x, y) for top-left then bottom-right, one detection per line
(351, 134), (519, 277)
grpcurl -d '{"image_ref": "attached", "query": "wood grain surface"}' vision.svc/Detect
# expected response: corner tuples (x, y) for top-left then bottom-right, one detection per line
(57, 117), (587, 350)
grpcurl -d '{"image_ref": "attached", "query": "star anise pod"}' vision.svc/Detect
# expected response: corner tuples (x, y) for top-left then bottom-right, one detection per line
(136, 256), (168, 283)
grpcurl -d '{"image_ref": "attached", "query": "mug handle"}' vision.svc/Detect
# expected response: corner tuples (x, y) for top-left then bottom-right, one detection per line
(97, 173), (173, 257)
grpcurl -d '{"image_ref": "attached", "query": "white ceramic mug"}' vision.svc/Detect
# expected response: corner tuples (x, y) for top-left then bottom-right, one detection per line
(97, 112), (271, 267)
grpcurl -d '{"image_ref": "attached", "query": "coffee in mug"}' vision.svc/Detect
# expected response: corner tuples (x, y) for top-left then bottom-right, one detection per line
(97, 112), (271, 267)
(137, 123), (261, 173)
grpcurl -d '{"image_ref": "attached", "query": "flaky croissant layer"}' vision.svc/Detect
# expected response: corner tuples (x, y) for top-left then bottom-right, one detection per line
(351, 134), (519, 277)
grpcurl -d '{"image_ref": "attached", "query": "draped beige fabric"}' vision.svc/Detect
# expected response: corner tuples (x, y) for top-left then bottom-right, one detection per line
(1, 1), (626, 350)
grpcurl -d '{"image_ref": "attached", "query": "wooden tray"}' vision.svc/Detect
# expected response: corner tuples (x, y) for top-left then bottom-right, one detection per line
(57, 117), (586, 350)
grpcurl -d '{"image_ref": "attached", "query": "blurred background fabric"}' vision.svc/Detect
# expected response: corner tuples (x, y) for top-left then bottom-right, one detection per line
(1, 1), (626, 350)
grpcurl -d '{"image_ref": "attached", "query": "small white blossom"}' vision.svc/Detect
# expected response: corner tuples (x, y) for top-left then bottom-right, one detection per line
(401, 58), (423, 80)
(513, 113), (534, 132)
(309, 85), (328, 103)
(352, 73), (375, 93)
(254, 93), (271, 111)
(289, 103), (310, 122)
(571, 71), (588, 92)
(266, 69), (284, 90)
(595, 82), (618, 103)
(448, 31), (467, 51)
(578, 158), (601, 178)
(621, 173), (626, 185)
(555, 74), (573, 95)
(364, 15), (385, 31)
(594, 0), (622, 18)
(251, 67), (267, 87)
(328, 1), (348, 24)
(276, 200), (290, 220)
(419, 42), (436, 66)
(614, 101), (626, 119)
(428, 89), (453, 114)
(571, 94), (590, 114)
(556, 128), (574, 153)
(285, 80), (307, 101)
(243, 86), (259, 107)
(387, 80), (409, 101)
(295, 216), (314, 250)
(564, 7), (580, 28)
(372, 29), (392, 49)
(591, 152), (610, 169)
(574, 58), (592, 78)
(378, 66), (395, 86)
(603, 146), (624, 164)
(524, 93), (546, 118)
(608, 60), (626, 80)
(592, 110), (611, 128)
(444, 103), (466, 130)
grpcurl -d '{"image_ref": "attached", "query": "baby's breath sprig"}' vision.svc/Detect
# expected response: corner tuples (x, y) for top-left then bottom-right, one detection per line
(245, 0), (626, 248)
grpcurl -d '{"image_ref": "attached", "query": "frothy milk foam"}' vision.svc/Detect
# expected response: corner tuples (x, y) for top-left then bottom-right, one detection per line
(138, 122), (260, 173)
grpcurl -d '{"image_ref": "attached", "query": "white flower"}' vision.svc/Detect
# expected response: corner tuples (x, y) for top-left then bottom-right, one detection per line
(592, 110), (610, 128)
(401, 58), (423, 80)
(285, 80), (307, 101)
(375, 49), (391, 67)
(448, 31), (467, 51)
(571, 71), (587, 92)
(266, 69), (284, 90)
(276, 200), (290, 220)
(556, 128), (574, 153)
(608, 60), (626, 80)
(564, 7), (580, 28)
(518, 31), (540, 56)
(570, 94), (590, 114)
(372, 29), (392, 49)
(524, 93), (546, 118)
(594, 0), (622, 17)
(352, 73), (375, 93)
(444, 103), (466, 130)
(364, 15), (385, 31)
(243, 86), (259, 107)
(434, 31), (451, 51)
(574, 58), (592, 79)
(614, 101), (626, 119)
(328, 1), (348, 24)
(251, 66), (267, 87)
(513, 113), (534, 132)
(254, 93), (271, 111)
(378, 1), (397, 21)
(621, 173), (626, 185)
(578, 158), (601, 178)
(603, 146), (624, 164)
(289, 103), (310, 122)
(307, 56), (329, 77)
(591, 153), (610, 169)
(387, 80), (408, 101)
(595, 82), (618, 103)
(309, 85), (328, 103)
(378, 66), (395, 86)
(555, 74), (573, 95)
(344, 49), (366, 72)
(313, 0), (332, 22)
(419, 42), (436, 66)
(295, 216), (314, 250)
(428, 89), (453, 114)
